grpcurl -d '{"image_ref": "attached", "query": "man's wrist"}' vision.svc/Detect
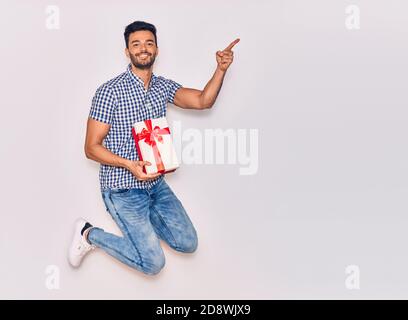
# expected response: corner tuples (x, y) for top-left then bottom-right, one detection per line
(119, 158), (131, 169)
(216, 65), (227, 75)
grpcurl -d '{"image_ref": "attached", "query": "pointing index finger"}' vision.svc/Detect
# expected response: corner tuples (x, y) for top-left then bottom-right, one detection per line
(224, 38), (240, 51)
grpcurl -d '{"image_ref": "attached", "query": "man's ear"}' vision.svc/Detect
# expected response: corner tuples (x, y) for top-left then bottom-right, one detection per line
(125, 47), (130, 58)
(155, 47), (159, 58)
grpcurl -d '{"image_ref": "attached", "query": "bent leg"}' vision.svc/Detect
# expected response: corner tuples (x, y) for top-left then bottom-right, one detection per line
(88, 188), (165, 275)
(149, 180), (198, 253)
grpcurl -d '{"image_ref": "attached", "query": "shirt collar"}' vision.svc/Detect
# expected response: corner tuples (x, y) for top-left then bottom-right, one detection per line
(127, 63), (157, 89)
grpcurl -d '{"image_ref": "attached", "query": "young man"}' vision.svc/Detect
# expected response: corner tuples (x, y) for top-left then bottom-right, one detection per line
(68, 21), (239, 275)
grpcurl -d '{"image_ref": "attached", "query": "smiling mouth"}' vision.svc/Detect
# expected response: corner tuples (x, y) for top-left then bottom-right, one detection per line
(138, 54), (150, 59)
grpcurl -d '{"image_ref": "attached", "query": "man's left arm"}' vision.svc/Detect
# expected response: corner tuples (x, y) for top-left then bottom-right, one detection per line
(173, 38), (240, 110)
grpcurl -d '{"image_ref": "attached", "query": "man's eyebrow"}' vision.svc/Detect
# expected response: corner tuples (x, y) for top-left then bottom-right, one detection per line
(131, 39), (155, 43)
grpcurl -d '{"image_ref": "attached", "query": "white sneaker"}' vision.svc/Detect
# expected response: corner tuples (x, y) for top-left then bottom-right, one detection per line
(68, 218), (96, 268)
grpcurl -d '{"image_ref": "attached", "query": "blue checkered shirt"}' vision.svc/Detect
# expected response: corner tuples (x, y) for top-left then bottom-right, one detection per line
(89, 64), (182, 190)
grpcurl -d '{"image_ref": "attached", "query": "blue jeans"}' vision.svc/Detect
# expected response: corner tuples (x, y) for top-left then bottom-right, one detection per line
(88, 178), (198, 275)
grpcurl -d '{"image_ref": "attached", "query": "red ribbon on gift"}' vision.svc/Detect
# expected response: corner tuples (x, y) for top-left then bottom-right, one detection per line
(133, 119), (170, 173)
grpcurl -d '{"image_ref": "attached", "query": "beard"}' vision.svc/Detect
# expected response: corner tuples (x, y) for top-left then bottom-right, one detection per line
(129, 52), (156, 70)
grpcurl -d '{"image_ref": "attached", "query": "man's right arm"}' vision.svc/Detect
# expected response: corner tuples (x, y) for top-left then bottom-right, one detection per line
(84, 117), (162, 181)
(84, 117), (129, 168)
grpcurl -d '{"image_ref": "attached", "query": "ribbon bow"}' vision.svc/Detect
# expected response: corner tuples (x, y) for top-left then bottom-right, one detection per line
(133, 119), (170, 173)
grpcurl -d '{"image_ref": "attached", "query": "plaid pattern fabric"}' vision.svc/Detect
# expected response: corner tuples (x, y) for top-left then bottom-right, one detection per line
(89, 63), (182, 190)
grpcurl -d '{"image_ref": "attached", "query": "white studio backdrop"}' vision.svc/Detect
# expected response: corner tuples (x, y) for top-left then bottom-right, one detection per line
(1, 0), (408, 299)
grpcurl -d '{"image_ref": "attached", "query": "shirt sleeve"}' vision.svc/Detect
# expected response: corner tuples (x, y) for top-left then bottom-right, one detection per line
(166, 78), (183, 105)
(89, 84), (117, 125)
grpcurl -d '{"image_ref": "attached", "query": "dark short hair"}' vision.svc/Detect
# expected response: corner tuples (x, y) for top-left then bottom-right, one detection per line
(124, 21), (157, 48)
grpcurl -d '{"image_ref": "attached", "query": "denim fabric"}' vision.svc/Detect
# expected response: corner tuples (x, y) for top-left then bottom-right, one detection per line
(88, 178), (198, 275)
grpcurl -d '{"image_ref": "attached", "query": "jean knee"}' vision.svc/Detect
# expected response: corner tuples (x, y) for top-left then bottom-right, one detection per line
(125, 245), (165, 276)
(177, 232), (198, 253)
(142, 253), (166, 275)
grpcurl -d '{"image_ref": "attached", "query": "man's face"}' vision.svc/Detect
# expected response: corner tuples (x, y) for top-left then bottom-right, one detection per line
(126, 30), (158, 70)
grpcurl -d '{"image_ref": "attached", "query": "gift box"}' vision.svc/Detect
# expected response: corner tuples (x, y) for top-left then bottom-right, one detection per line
(131, 117), (179, 174)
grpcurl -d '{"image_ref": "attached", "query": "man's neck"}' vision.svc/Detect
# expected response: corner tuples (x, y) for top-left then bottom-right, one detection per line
(130, 64), (153, 90)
